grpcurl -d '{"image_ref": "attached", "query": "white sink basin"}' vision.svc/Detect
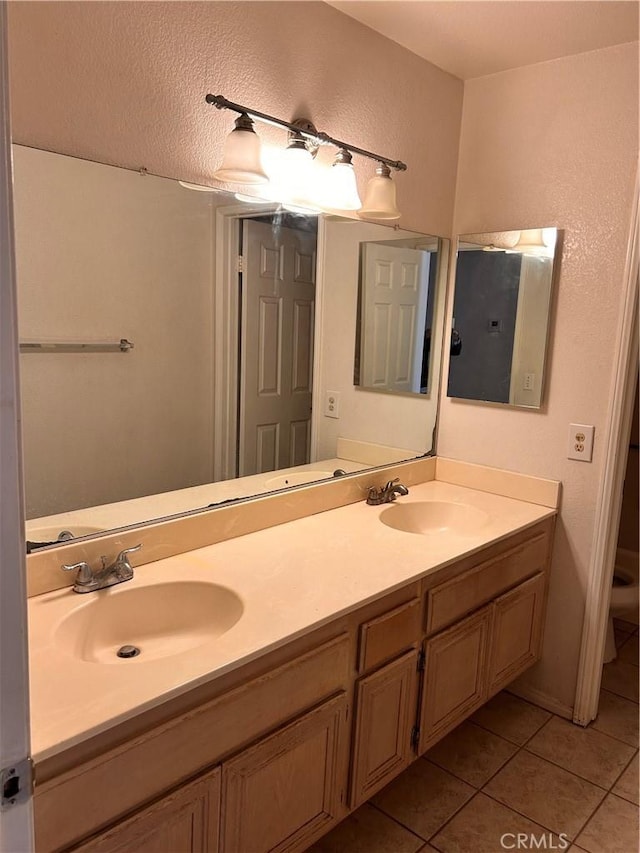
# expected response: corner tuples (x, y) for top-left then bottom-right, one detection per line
(265, 471), (334, 488)
(55, 581), (244, 664)
(379, 501), (490, 536)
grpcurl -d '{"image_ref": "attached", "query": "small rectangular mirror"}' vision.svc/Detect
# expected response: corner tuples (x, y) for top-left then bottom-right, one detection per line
(447, 228), (559, 408)
(354, 234), (444, 396)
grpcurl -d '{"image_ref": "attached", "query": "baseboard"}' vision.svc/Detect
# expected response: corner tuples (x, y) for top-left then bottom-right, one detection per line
(507, 683), (574, 722)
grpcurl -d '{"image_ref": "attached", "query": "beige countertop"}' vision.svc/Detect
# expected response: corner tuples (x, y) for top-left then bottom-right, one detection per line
(28, 474), (557, 764)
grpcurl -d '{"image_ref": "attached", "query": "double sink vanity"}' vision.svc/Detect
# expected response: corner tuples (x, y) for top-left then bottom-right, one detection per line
(27, 456), (560, 853)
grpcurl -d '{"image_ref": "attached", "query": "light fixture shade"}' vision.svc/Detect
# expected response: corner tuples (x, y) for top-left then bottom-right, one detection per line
(358, 163), (400, 220)
(326, 149), (361, 211)
(213, 113), (269, 185)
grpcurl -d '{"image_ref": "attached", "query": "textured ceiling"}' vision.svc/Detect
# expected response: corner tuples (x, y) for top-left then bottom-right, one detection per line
(327, 1), (639, 79)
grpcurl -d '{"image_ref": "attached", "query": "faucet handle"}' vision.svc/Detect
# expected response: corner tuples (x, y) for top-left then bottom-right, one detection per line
(384, 478), (400, 490)
(114, 544), (142, 578)
(62, 561), (93, 586)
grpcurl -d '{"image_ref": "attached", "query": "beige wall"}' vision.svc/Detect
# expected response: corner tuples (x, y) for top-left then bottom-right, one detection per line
(14, 146), (217, 518)
(7, 1), (463, 238)
(439, 42), (639, 713)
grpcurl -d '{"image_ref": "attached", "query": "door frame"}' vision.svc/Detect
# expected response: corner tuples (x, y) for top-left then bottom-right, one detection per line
(573, 164), (639, 725)
(0, 3), (35, 848)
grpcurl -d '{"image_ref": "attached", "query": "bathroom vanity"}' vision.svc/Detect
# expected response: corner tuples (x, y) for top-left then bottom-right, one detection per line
(27, 462), (559, 853)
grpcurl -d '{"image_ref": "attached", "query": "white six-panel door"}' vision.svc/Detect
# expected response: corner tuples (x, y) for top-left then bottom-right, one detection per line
(361, 243), (430, 394)
(239, 220), (316, 476)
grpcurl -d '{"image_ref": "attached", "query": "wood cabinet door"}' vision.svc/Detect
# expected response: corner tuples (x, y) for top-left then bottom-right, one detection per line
(220, 693), (348, 853)
(487, 572), (547, 696)
(74, 767), (221, 853)
(419, 607), (491, 753)
(350, 649), (419, 808)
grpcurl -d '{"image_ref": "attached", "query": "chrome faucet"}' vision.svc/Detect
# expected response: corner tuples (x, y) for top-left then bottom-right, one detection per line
(62, 545), (142, 594)
(366, 478), (409, 505)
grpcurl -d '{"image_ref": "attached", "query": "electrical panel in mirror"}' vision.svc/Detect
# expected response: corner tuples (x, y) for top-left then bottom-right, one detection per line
(448, 229), (559, 408)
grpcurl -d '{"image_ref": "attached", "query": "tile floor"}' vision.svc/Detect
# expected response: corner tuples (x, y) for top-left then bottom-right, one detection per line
(308, 619), (639, 853)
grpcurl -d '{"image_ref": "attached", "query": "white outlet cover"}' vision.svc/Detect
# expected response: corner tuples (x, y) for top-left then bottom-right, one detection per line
(324, 391), (340, 419)
(568, 423), (595, 462)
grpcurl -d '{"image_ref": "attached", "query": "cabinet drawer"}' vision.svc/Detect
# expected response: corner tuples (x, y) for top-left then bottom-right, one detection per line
(358, 598), (421, 673)
(426, 532), (548, 634)
(35, 634), (350, 853)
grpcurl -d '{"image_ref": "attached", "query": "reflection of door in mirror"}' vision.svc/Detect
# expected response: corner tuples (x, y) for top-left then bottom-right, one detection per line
(240, 219), (316, 476)
(360, 244), (429, 394)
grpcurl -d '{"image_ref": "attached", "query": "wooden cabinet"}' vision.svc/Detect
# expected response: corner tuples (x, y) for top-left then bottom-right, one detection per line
(221, 694), (348, 853)
(350, 650), (419, 807)
(34, 518), (554, 853)
(75, 767), (221, 853)
(487, 572), (547, 695)
(419, 608), (491, 752)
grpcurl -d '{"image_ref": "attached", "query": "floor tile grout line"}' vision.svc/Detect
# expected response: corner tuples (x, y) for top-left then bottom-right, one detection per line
(366, 801), (430, 845)
(476, 724), (606, 843)
(480, 787), (605, 844)
(425, 789), (489, 847)
(423, 743), (517, 792)
(607, 748), (639, 801)
(522, 743), (627, 793)
(568, 786), (628, 848)
(425, 727), (567, 848)
(469, 709), (552, 749)
(599, 684), (640, 707)
(370, 768), (478, 846)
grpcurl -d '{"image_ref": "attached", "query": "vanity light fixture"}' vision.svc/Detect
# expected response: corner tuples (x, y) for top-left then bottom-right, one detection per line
(213, 112), (269, 184)
(359, 162), (401, 220)
(205, 94), (406, 215)
(327, 149), (362, 211)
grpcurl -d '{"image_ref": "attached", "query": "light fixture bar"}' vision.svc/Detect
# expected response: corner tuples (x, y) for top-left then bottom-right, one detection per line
(205, 94), (407, 172)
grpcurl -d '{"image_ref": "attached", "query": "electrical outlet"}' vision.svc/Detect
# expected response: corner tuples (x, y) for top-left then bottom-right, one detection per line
(567, 423), (595, 462)
(523, 372), (535, 391)
(324, 391), (340, 419)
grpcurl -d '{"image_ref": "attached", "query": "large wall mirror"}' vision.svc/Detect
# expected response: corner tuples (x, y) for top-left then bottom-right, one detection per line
(14, 145), (449, 551)
(448, 229), (559, 408)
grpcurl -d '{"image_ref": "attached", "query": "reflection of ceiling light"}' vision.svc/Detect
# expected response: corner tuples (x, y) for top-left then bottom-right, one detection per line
(512, 228), (556, 257)
(213, 113), (269, 185)
(359, 163), (400, 221)
(233, 193), (272, 204)
(178, 181), (218, 191)
(178, 181), (272, 205)
(326, 149), (361, 211)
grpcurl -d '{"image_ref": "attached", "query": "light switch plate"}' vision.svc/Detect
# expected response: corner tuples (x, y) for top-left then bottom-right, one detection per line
(568, 423), (595, 462)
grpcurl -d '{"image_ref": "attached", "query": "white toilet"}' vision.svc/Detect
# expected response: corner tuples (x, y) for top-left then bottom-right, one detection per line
(604, 551), (639, 663)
